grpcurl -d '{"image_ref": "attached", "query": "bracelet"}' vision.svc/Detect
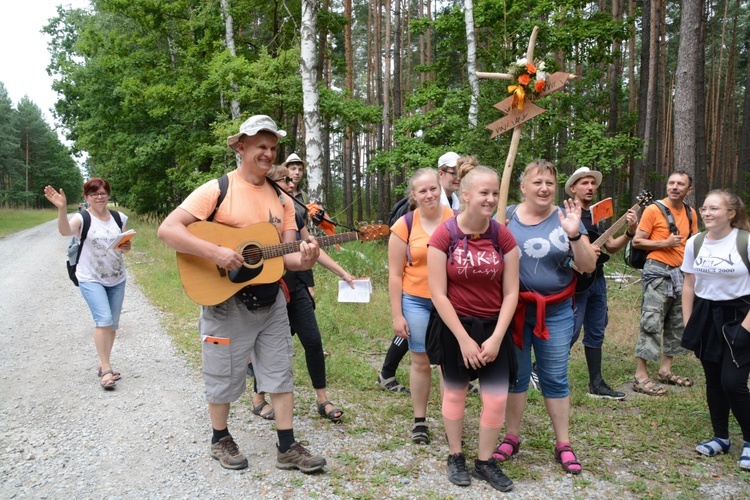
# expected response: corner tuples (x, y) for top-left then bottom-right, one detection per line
(568, 233), (582, 242)
(625, 230), (635, 239)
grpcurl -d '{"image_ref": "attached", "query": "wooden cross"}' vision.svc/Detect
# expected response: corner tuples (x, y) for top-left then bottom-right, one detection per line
(477, 26), (576, 222)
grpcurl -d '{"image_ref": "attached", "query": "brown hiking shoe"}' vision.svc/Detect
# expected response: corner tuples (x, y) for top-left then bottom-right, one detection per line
(276, 442), (326, 472)
(210, 435), (248, 470)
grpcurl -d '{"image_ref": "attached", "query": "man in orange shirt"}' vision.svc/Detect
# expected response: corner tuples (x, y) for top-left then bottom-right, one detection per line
(158, 115), (326, 472)
(631, 170), (698, 396)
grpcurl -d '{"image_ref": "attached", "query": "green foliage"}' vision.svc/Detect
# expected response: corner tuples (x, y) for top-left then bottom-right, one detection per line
(561, 121), (643, 177)
(0, 83), (82, 208)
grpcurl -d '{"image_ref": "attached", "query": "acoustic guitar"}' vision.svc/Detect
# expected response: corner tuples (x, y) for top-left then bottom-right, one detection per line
(575, 190), (653, 293)
(177, 221), (389, 305)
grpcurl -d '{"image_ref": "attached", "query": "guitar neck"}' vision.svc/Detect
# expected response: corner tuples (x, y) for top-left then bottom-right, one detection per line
(262, 232), (360, 258)
(591, 202), (642, 247)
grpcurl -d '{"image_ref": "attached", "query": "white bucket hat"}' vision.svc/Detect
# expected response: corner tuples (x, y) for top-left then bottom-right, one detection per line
(281, 153), (308, 168)
(227, 115), (286, 152)
(565, 167), (603, 197)
(438, 151), (460, 170)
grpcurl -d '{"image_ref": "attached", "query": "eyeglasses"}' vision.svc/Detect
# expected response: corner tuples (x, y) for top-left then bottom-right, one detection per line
(273, 177), (294, 184)
(699, 206), (727, 215)
(442, 169), (457, 177)
(89, 192), (109, 198)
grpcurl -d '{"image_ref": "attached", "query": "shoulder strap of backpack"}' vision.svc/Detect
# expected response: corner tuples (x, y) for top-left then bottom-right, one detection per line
(446, 216), (461, 264)
(207, 173), (229, 222)
(683, 201), (694, 237)
(654, 200), (678, 234)
(445, 216), (502, 264)
(504, 204), (518, 224)
(404, 210), (415, 266)
(737, 229), (750, 274)
(692, 231), (707, 261)
(77, 210), (92, 262)
(109, 209), (123, 230)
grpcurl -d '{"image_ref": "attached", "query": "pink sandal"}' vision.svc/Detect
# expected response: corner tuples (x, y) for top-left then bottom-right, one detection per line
(492, 434), (519, 462)
(554, 444), (582, 474)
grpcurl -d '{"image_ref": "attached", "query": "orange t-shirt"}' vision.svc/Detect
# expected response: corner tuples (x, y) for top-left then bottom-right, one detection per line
(179, 170), (296, 235)
(638, 198), (698, 267)
(391, 206), (455, 298)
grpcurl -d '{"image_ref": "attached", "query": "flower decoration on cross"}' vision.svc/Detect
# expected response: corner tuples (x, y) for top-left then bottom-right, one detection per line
(507, 58), (548, 110)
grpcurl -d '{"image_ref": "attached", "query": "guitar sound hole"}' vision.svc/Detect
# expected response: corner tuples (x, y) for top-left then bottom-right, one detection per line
(242, 245), (263, 266)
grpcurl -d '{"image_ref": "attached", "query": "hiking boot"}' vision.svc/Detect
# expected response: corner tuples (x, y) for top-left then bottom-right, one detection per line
(276, 442), (326, 473)
(210, 435), (248, 470)
(412, 423), (430, 445)
(472, 458), (514, 492)
(446, 453), (471, 486)
(589, 380), (626, 400)
(530, 362), (540, 391)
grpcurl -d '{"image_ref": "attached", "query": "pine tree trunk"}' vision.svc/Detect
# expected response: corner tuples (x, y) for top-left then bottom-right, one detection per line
(635, 0), (658, 199)
(674, 0), (706, 206)
(343, 0), (354, 225)
(739, 31), (750, 195)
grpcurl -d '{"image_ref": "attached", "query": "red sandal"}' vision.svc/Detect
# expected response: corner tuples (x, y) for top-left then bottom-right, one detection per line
(554, 444), (582, 474)
(492, 434), (519, 462)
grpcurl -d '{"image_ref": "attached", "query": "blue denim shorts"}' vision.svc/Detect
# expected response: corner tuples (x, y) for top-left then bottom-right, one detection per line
(511, 299), (575, 398)
(79, 280), (127, 330)
(402, 293), (433, 353)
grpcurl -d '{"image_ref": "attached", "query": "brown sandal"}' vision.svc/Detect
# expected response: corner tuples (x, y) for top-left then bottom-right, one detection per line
(98, 366), (121, 381)
(99, 369), (116, 390)
(657, 372), (694, 387)
(632, 377), (667, 396)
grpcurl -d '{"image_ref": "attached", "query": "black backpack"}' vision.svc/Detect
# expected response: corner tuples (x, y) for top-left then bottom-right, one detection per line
(67, 210), (124, 286)
(624, 200), (693, 269)
(387, 197), (413, 228)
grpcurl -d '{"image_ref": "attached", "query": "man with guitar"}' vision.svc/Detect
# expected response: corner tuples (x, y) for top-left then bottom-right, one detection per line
(157, 115), (326, 473)
(565, 167), (639, 400)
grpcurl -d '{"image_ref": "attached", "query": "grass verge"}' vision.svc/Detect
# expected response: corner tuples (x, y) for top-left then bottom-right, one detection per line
(0, 208), (60, 237)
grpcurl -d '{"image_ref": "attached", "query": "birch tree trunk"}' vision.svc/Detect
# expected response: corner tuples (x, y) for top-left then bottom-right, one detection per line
(219, 0), (240, 121)
(301, 0), (324, 202)
(464, 0), (479, 127)
(673, 0), (705, 205)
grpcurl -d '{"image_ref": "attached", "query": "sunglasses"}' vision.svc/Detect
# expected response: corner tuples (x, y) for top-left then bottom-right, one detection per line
(273, 176), (294, 184)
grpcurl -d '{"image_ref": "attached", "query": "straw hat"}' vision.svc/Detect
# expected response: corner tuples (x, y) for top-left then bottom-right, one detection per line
(565, 167), (602, 196)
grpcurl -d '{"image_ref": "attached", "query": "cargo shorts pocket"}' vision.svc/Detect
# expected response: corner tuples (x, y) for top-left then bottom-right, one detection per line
(639, 305), (663, 335)
(201, 338), (232, 378)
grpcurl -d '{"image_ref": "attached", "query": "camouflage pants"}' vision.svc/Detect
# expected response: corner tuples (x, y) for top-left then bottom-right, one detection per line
(635, 276), (687, 361)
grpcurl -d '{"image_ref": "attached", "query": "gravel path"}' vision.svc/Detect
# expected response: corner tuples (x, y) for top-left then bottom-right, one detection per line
(0, 220), (746, 498)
